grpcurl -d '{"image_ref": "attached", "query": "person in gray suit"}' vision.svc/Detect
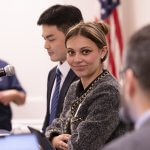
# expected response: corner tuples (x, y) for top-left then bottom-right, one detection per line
(102, 24), (150, 150)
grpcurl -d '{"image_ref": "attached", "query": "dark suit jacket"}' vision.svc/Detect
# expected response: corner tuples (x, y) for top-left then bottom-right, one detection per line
(42, 66), (79, 132)
(102, 117), (150, 150)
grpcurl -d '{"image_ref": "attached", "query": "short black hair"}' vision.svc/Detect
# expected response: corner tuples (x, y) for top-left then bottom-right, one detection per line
(37, 4), (83, 34)
(125, 24), (150, 90)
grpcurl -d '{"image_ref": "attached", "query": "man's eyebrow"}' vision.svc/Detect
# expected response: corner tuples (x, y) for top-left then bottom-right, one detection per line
(42, 34), (54, 39)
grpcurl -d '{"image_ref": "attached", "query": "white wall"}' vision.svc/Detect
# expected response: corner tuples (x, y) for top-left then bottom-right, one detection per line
(0, 0), (150, 128)
(121, 0), (150, 44)
(0, 0), (61, 122)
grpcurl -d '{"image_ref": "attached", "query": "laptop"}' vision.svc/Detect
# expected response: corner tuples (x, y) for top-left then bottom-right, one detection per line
(28, 126), (53, 150)
(0, 133), (40, 150)
(0, 129), (10, 137)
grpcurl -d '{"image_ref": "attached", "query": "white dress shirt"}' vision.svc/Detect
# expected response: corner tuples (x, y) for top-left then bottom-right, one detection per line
(135, 110), (150, 130)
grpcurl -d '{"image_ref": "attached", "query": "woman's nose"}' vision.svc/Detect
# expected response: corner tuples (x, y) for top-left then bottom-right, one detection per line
(74, 53), (82, 62)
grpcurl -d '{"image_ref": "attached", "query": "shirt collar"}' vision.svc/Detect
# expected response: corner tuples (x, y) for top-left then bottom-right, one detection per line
(135, 110), (150, 130)
(57, 61), (70, 77)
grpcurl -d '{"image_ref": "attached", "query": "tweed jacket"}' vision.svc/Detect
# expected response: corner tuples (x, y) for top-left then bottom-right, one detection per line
(46, 70), (128, 150)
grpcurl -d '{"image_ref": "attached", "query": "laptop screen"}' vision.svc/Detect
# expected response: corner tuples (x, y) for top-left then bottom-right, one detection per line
(0, 134), (40, 150)
(28, 126), (52, 150)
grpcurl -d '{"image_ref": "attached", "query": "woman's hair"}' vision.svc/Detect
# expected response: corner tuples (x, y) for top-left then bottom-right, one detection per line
(65, 22), (109, 62)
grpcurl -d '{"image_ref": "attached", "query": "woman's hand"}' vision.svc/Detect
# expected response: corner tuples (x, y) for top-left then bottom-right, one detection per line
(52, 134), (71, 150)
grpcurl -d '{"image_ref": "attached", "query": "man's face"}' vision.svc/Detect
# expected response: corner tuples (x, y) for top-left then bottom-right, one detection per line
(119, 68), (135, 124)
(42, 25), (67, 63)
(119, 89), (134, 124)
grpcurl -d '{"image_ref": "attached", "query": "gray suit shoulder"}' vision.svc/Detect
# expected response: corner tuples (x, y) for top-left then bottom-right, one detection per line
(102, 125), (150, 150)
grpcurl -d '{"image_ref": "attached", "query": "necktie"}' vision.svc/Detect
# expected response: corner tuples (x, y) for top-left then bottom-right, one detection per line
(49, 68), (62, 124)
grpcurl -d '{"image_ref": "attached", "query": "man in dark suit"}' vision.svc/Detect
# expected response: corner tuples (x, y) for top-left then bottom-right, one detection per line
(102, 25), (150, 150)
(37, 5), (83, 133)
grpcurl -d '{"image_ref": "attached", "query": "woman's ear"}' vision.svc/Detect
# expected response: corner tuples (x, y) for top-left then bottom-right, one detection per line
(101, 46), (108, 60)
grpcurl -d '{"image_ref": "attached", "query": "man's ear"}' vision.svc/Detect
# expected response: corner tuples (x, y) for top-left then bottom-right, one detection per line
(125, 69), (137, 101)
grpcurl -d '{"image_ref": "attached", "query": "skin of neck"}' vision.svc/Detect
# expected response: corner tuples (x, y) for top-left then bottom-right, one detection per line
(81, 66), (103, 89)
(132, 86), (150, 120)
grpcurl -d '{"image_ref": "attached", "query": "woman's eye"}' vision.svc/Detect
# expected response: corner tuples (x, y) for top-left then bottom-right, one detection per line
(82, 49), (91, 55)
(67, 50), (75, 56)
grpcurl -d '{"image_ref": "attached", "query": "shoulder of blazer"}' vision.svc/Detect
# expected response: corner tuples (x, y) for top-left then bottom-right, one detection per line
(62, 69), (79, 90)
(66, 69), (79, 81)
(47, 66), (57, 81)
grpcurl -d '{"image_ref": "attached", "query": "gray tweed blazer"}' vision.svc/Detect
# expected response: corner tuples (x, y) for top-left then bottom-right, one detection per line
(46, 70), (128, 150)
